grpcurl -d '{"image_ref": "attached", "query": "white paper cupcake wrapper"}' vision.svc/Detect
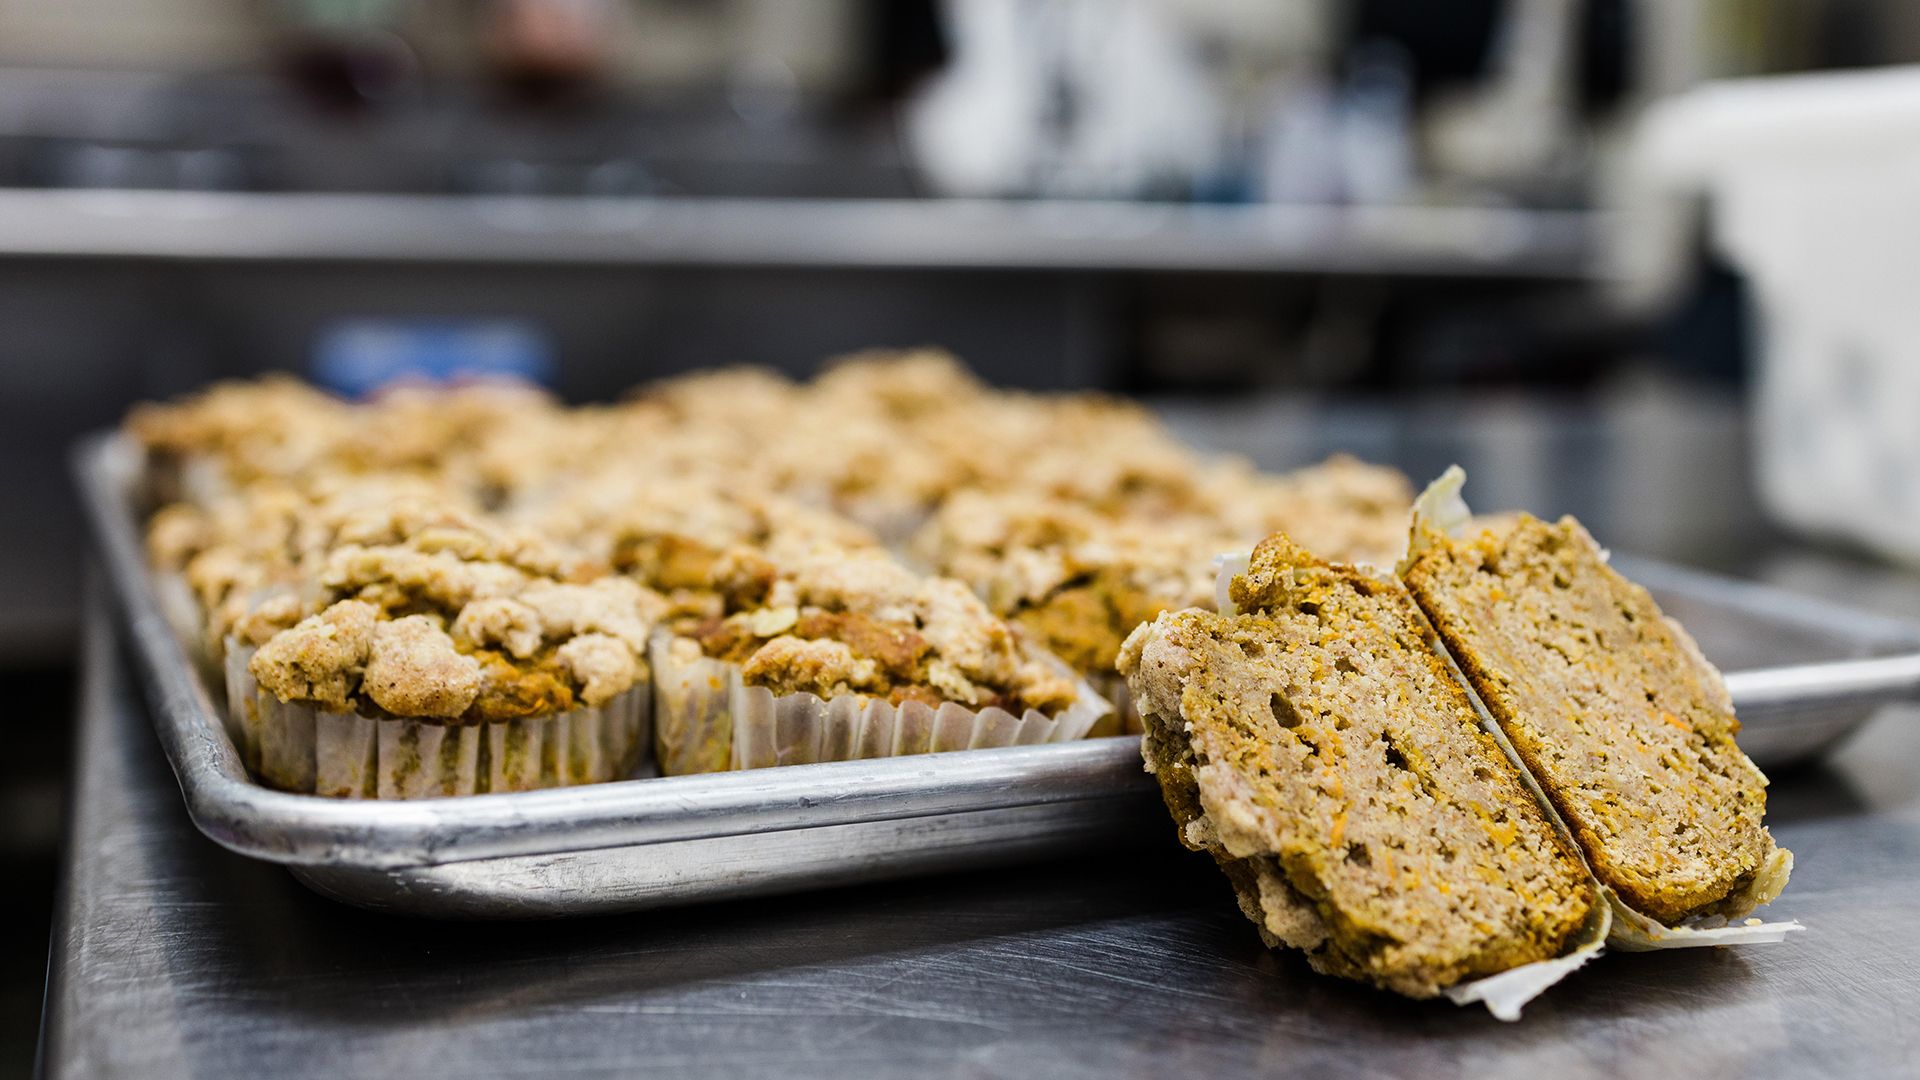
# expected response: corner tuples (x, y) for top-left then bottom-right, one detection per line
(224, 638), (264, 773)
(650, 629), (1110, 776)
(223, 645), (651, 798)
(1088, 672), (1142, 736)
(143, 449), (232, 510)
(841, 497), (933, 551)
(155, 570), (227, 704)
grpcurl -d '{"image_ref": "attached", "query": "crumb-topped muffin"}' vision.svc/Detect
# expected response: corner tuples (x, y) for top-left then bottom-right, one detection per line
(996, 397), (1217, 523)
(227, 502), (664, 797)
(127, 376), (356, 506)
(1199, 454), (1415, 569)
(1118, 533), (1598, 998)
(764, 377), (985, 540)
(910, 490), (1220, 731)
(128, 376), (573, 511)
(692, 551), (1078, 713)
(805, 347), (993, 422)
(655, 550), (1106, 774)
(146, 475), (483, 683)
(596, 483), (879, 600)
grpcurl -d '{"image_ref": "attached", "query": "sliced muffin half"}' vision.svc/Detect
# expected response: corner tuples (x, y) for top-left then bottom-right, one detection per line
(1118, 534), (1598, 999)
(1400, 469), (1790, 927)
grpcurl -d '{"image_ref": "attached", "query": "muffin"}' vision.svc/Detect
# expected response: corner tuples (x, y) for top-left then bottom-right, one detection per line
(127, 376), (574, 511)
(998, 397), (1218, 523)
(1400, 468), (1792, 933)
(654, 549), (1109, 775)
(910, 491), (1221, 733)
(1118, 533), (1602, 1001)
(126, 376), (355, 507)
(598, 484), (880, 597)
(1197, 454), (1416, 570)
(227, 508), (663, 798)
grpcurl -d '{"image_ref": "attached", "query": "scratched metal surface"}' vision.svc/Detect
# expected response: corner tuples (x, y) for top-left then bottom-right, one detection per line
(43, 586), (1920, 1080)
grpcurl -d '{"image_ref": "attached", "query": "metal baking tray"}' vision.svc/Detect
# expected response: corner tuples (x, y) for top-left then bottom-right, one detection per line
(76, 433), (1920, 918)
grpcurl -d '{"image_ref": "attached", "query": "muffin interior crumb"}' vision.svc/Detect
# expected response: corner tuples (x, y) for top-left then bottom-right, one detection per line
(1403, 513), (1779, 923)
(1121, 533), (1595, 997)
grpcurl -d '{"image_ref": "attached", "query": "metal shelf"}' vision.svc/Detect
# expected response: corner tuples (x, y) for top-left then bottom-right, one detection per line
(0, 189), (1603, 277)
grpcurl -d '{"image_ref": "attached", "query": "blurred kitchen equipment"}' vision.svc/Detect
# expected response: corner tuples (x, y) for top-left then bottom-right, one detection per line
(1423, 0), (1582, 196)
(481, 0), (614, 106)
(1643, 66), (1920, 564)
(906, 0), (1225, 198)
(269, 0), (420, 114)
(311, 317), (554, 395)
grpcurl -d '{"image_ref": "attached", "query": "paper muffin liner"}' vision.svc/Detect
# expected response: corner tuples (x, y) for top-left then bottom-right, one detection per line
(650, 629), (1111, 776)
(155, 569), (228, 703)
(223, 645), (651, 798)
(223, 638), (265, 774)
(839, 497), (934, 551)
(143, 449), (232, 511)
(1088, 672), (1144, 737)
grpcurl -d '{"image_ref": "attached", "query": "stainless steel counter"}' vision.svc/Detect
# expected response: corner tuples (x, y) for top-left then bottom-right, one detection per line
(42, 578), (1920, 1080)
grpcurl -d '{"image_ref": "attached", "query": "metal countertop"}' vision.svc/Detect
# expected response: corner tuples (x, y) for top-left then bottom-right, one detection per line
(41, 581), (1920, 1080)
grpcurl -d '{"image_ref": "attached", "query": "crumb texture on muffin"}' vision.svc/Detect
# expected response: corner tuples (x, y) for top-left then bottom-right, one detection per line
(684, 551), (1079, 716)
(244, 509), (665, 723)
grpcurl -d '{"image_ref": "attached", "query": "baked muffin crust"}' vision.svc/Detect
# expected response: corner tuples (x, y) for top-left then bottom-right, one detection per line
(245, 506), (663, 722)
(686, 551), (1079, 716)
(913, 491), (1219, 677)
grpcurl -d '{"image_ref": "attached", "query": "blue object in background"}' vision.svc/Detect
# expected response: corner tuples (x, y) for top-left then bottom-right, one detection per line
(311, 318), (556, 397)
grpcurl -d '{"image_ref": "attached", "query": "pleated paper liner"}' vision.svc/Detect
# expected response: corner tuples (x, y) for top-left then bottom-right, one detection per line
(142, 449), (232, 511)
(154, 569), (226, 702)
(835, 496), (933, 551)
(1086, 672), (1144, 737)
(223, 643), (651, 798)
(651, 629), (1111, 776)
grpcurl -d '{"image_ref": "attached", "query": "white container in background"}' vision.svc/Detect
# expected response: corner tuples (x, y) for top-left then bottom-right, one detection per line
(1642, 67), (1920, 563)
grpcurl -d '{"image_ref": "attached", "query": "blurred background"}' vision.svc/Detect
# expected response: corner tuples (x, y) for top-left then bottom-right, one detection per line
(8, 1), (1920, 1072)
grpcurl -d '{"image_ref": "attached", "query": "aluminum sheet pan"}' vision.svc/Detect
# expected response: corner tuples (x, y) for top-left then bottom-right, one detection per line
(75, 433), (1920, 917)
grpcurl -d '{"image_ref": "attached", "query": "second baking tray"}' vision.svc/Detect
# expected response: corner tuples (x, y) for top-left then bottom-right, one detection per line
(78, 433), (1920, 918)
